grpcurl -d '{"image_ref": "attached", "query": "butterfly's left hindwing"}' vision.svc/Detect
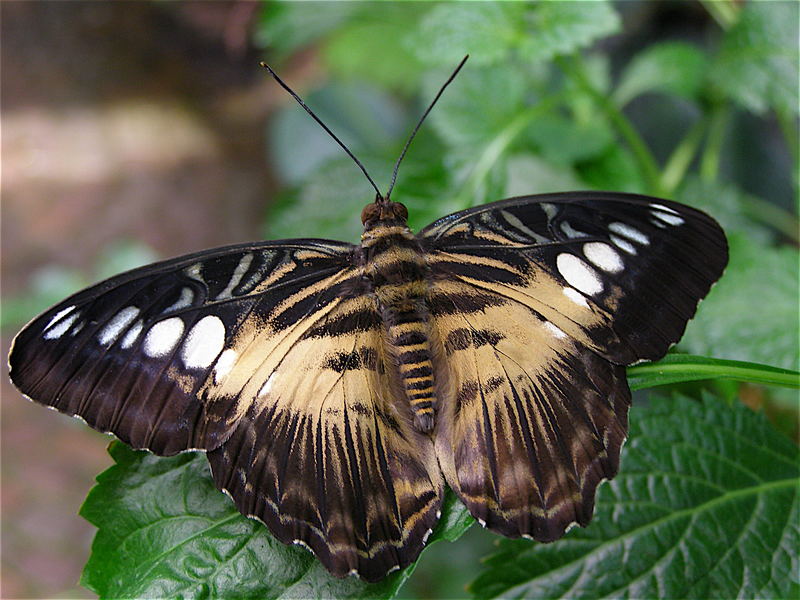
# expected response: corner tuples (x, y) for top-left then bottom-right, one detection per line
(9, 239), (356, 455)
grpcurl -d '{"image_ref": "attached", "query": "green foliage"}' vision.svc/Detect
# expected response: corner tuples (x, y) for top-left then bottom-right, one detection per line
(80, 442), (472, 599)
(681, 233), (800, 371)
(709, 1), (799, 116)
(469, 394), (799, 599)
(80, 391), (799, 599)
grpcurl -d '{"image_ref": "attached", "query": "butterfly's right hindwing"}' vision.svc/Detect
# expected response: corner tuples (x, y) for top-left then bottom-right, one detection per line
(9, 239), (355, 455)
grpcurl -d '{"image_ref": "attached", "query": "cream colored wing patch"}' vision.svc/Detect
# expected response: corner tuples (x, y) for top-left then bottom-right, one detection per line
(429, 279), (630, 541)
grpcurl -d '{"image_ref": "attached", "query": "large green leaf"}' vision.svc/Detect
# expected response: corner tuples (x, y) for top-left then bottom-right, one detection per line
(469, 393), (799, 599)
(80, 443), (471, 599)
(680, 233), (800, 371)
(424, 65), (526, 149)
(709, 1), (799, 116)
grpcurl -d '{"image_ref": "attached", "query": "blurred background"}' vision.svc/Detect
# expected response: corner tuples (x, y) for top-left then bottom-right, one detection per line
(1, 1), (797, 598)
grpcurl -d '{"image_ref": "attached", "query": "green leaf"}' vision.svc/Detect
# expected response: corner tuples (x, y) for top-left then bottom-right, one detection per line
(681, 233), (800, 371)
(81, 443), (472, 599)
(521, 1), (621, 61)
(469, 393), (799, 599)
(578, 144), (647, 193)
(709, 1), (799, 115)
(266, 156), (383, 243)
(505, 154), (585, 197)
(406, 3), (524, 66)
(525, 114), (614, 165)
(614, 41), (709, 106)
(628, 354), (800, 390)
(425, 65), (526, 149)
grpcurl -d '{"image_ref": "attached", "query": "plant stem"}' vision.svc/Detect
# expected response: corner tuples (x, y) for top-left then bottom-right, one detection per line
(661, 117), (708, 195)
(628, 354), (800, 391)
(738, 193), (800, 243)
(557, 55), (664, 196)
(700, 105), (729, 183)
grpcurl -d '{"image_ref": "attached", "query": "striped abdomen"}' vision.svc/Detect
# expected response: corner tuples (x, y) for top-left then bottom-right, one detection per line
(361, 219), (436, 432)
(386, 307), (436, 432)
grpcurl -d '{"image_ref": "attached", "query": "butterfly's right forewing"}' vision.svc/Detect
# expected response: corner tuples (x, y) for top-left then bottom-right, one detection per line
(9, 239), (355, 455)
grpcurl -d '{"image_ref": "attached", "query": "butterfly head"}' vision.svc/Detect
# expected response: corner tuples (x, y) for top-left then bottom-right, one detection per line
(361, 199), (409, 228)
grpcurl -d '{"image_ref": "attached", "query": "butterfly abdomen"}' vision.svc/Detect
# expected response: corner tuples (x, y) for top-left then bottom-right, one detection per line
(361, 219), (437, 432)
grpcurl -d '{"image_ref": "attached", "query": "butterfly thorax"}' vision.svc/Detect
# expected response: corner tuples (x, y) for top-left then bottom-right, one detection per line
(360, 200), (437, 433)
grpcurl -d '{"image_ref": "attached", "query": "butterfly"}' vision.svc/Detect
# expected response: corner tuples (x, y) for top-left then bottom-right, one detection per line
(8, 58), (728, 582)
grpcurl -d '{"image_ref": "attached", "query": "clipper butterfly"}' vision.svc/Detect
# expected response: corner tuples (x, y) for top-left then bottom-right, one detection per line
(8, 58), (728, 582)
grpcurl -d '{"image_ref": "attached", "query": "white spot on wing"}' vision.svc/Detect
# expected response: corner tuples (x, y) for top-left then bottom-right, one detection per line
(610, 234), (637, 255)
(216, 253), (253, 300)
(544, 321), (567, 339)
(258, 372), (278, 398)
(214, 349), (238, 383)
(500, 209), (548, 243)
(583, 242), (623, 273)
(143, 317), (184, 357)
(98, 306), (140, 346)
(182, 315), (226, 369)
(45, 306), (75, 330)
(563, 287), (589, 308)
(422, 528), (433, 544)
(651, 218), (668, 229)
(609, 222), (649, 245)
(185, 263), (204, 282)
(43, 307), (79, 340)
(560, 221), (589, 239)
(650, 207), (685, 226)
(556, 253), (603, 295)
(650, 202), (679, 214)
(540, 202), (557, 221)
(121, 320), (143, 349)
(164, 287), (194, 313)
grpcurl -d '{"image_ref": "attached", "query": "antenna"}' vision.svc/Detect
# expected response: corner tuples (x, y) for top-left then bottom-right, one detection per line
(260, 61), (383, 199)
(385, 55), (469, 201)
(260, 56), (469, 202)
